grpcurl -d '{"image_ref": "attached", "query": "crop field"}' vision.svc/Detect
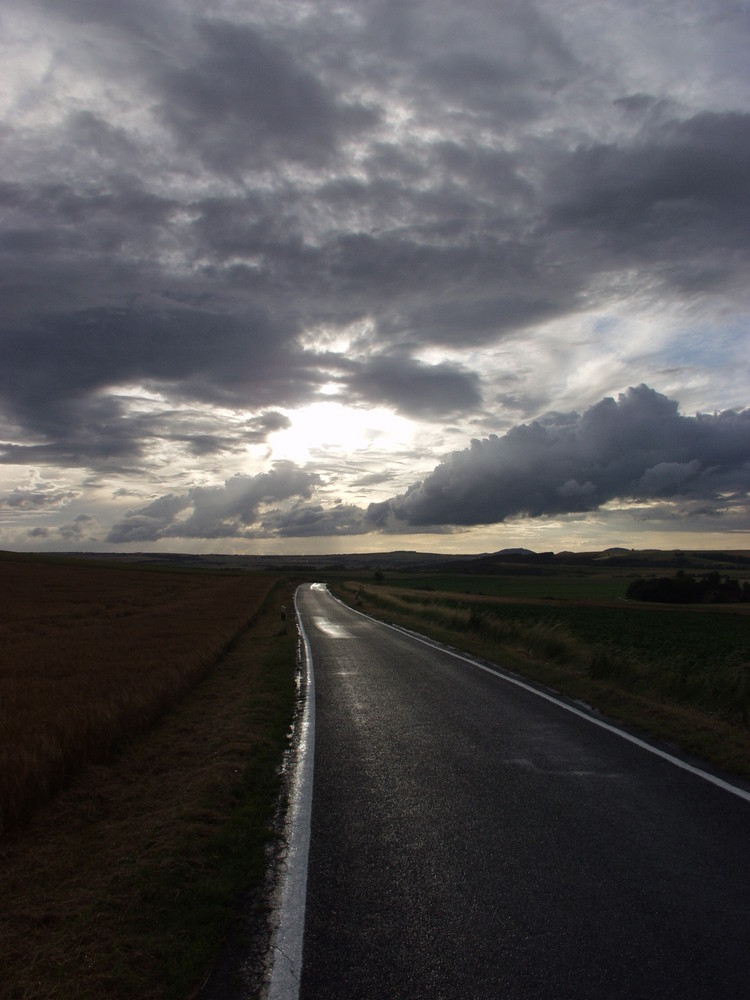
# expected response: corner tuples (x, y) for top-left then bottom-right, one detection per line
(0, 554), (278, 834)
(336, 575), (750, 776)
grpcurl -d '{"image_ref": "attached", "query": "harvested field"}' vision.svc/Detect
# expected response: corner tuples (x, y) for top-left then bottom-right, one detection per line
(0, 555), (277, 833)
(1, 562), (297, 999)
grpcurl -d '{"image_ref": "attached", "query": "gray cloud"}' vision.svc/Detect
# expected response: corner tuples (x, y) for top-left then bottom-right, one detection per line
(59, 513), (97, 541)
(158, 19), (379, 173)
(107, 462), (320, 542)
(262, 501), (370, 538)
(103, 385), (750, 542)
(0, 304), (307, 472)
(420, 3), (575, 122)
(340, 353), (482, 417)
(2, 1), (749, 549)
(548, 111), (750, 291)
(0, 483), (80, 511)
(369, 386), (750, 527)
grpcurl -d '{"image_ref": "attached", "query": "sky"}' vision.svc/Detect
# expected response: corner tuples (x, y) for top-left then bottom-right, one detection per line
(1, 0), (749, 555)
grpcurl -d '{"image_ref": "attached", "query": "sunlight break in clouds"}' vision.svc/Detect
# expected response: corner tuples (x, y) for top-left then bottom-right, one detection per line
(103, 385), (750, 550)
(269, 402), (413, 467)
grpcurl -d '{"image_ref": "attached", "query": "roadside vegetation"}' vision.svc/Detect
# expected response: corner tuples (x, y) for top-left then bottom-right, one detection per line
(332, 575), (750, 779)
(0, 553), (298, 999)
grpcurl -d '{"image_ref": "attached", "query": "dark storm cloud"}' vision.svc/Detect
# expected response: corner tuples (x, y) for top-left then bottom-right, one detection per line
(309, 230), (568, 351)
(3, 20), (747, 461)
(160, 410), (292, 457)
(548, 111), (750, 290)
(0, 395), (290, 473)
(174, 105), (750, 362)
(0, 174), (178, 327)
(0, 176), (177, 280)
(0, 305), (306, 469)
(342, 353), (482, 417)
(0, 170), (174, 230)
(158, 20), (379, 173)
(0, 394), (150, 471)
(3, 0), (750, 547)
(369, 386), (750, 528)
(107, 462), (320, 542)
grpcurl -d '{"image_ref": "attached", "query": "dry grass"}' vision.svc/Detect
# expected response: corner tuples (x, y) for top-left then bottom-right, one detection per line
(0, 555), (277, 834)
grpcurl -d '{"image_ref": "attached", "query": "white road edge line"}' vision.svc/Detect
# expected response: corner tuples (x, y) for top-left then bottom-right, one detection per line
(336, 589), (750, 806)
(266, 586), (315, 1000)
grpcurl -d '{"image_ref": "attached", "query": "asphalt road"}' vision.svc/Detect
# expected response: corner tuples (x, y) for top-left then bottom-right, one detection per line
(294, 583), (750, 999)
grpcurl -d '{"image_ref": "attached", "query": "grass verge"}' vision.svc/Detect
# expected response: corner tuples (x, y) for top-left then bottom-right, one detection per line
(335, 581), (750, 780)
(1, 579), (298, 1000)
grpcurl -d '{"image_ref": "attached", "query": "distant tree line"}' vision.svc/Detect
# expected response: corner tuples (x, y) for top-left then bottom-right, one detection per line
(626, 571), (750, 604)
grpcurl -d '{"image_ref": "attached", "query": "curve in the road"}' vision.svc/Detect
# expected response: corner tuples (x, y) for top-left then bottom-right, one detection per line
(348, 608), (750, 805)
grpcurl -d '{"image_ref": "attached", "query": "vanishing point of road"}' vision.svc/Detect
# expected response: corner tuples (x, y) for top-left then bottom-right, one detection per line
(275, 583), (750, 999)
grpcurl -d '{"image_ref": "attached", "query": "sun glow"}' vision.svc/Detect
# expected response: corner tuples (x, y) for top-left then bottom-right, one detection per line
(269, 402), (412, 465)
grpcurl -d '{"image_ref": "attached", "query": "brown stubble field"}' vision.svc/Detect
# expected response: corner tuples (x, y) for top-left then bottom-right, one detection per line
(1, 553), (298, 999)
(0, 554), (277, 835)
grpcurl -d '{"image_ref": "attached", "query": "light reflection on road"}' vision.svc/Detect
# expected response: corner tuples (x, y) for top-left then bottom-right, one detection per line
(311, 617), (353, 638)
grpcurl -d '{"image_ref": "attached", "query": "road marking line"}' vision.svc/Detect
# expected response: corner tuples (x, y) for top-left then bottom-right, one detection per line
(267, 587), (316, 1000)
(335, 590), (750, 805)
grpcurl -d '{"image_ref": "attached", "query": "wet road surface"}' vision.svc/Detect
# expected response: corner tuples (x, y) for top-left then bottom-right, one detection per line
(295, 584), (750, 999)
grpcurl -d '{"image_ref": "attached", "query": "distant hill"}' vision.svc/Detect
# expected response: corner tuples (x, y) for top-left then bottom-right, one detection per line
(407, 548), (750, 575)
(7, 547), (750, 575)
